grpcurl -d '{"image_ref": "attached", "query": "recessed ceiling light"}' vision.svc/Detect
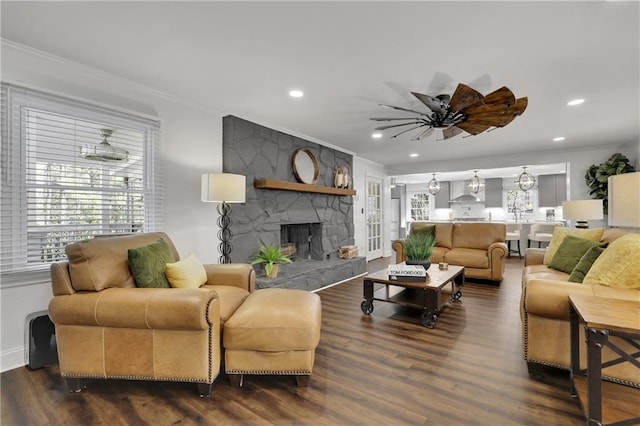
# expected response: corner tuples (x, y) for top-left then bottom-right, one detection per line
(289, 90), (304, 98)
(409, 153), (418, 158)
(372, 132), (383, 139)
(567, 99), (584, 106)
(553, 136), (566, 142)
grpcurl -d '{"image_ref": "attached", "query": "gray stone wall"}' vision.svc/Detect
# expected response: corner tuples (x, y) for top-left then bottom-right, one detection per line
(222, 115), (355, 263)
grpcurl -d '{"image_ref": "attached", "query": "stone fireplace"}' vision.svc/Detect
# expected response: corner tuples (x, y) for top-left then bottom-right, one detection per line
(222, 115), (365, 290)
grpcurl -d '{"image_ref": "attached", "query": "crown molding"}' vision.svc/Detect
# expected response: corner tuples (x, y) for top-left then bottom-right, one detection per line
(1, 38), (215, 114)
(223, 111), (357, 157)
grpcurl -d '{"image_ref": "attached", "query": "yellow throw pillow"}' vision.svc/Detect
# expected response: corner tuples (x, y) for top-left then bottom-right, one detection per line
(165, 253), (207, 289)
(583, 234), (640, 289)
(543, 227), (605, 265)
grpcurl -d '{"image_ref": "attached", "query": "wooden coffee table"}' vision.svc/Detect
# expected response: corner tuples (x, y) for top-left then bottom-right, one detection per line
(361, 264), (464, 328)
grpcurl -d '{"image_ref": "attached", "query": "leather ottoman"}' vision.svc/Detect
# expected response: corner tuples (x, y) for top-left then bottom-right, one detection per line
(222, 288), (322, 387)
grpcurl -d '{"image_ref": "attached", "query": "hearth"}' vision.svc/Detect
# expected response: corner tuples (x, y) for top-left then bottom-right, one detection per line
(280, 223), (323, 261)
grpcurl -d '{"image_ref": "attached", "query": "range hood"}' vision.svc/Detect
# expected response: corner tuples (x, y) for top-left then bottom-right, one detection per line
(450, 194), (482, 203)
(449, 180), (483, 204)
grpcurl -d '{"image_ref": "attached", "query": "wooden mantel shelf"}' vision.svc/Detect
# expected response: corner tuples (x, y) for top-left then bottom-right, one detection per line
(254, 179), (356, 196)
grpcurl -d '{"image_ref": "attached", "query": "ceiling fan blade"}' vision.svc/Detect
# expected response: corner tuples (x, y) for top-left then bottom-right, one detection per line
(411, 91), (445, 113)
(449, 83), (484, 112)
(379, 104), (429, 116)
(410, 127), (434, 141)
(463, 87), (519, 126)
(483, 86), (516, 110)
(442, 126), (463, 140)
(492, 97), (529, 127)
(513, 96), (528, 115)
(390, 124), (428, 139)
(370, 117), (422, 121)
(455, 121), (491, 135)
(375, 121), (422, 131)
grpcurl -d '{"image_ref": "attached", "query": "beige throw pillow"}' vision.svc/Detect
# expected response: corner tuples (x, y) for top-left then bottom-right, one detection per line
(583, 234), (640, 289)
(165, 253), (208, 289)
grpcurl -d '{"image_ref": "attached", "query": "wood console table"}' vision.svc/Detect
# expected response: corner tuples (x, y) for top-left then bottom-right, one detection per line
(568, 294), (640, 425)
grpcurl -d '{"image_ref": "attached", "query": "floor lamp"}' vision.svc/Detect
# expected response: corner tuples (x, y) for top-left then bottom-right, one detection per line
(562, 199), (603, 228)
(608, 172), (640, 228)
(201, 173), (246, 264)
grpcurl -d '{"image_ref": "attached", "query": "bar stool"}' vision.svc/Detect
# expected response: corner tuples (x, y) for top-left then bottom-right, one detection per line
(506, 223), (522, 258)
(528, 223), (562, 248)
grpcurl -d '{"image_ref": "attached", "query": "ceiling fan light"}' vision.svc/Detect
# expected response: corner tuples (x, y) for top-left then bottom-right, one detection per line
(468, 171), (485, 194)
(427, 173), (441, 195)
(79, 129), (129, 162)
(517, 166), (536, 191)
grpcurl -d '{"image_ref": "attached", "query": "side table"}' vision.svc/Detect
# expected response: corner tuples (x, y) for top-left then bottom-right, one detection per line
(568, 294), (640, 426)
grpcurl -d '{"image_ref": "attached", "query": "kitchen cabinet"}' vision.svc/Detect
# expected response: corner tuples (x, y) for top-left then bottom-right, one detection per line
(538, 174), (567, 207)
(434, 181), (450, 209)
(484, 178), (503, 208)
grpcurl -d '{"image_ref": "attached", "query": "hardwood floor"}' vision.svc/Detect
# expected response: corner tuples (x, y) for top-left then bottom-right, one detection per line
(1, 257), (586, 425)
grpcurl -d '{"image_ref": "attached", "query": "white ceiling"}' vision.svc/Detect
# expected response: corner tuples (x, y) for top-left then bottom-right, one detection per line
(2, 1), (638, 177)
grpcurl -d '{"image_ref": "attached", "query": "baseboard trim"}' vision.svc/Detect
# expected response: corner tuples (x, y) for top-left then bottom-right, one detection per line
(1, 346), (26, 373)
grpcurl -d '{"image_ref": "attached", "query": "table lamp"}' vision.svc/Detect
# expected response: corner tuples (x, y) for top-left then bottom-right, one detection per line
(562, 199), (603, 228)
(201, 173), (246, 263)
(608, 172), (640, 228)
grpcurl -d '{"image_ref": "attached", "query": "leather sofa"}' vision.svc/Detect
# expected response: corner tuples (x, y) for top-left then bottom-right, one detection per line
(521, 228), (640, 387)
(392, 222), (508, 281)
(49, 232), (255, 397)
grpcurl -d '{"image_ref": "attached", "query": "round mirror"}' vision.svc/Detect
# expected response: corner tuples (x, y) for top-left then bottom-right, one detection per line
(292, 148), (319, 184)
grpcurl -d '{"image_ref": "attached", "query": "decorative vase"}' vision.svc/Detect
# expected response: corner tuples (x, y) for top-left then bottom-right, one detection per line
(266, 263), (279, 279)
(406, 259), (431, 270)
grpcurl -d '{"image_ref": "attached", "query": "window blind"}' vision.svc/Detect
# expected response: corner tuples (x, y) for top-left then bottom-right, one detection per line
(1, 83), (162, 272)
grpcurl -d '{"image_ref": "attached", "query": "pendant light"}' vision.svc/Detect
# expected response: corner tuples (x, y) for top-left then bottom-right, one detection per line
(468, 170), (485, 194)
(427, 173), (441, 195)
(517, 166), (536, 191)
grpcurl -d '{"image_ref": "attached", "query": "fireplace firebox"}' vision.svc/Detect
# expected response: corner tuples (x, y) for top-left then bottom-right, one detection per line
(280, 223), (323, 261)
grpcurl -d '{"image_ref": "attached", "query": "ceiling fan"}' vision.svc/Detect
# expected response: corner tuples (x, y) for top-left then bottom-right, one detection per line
(371, 83), (528, 141)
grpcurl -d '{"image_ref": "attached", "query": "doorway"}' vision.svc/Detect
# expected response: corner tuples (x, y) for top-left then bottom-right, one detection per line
(366, 176), (383, 260)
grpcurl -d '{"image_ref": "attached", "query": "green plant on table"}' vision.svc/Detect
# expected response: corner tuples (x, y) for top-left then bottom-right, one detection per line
(250, 245), (293, 277)
(404, 233), (437, 261)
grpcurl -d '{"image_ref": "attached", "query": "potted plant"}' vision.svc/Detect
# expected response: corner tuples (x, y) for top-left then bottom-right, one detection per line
(403, 233), (437, 270)
(585, 153), (635, 214)
(250, 245), (293, 278)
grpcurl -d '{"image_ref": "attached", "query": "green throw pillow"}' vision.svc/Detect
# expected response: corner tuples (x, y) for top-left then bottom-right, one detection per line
(568, 246), (606, 283)
(412, 224), (436, 239)
(548, 235), (606, 274)
(128, 238), (175, 288)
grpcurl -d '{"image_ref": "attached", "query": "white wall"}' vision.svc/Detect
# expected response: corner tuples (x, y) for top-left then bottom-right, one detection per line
(352, 156), (391, 260)
(0, 41), (226, 371)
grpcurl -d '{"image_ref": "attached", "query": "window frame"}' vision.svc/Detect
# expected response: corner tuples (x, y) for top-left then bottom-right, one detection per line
(409, 191), (430, 221)
(1, 83), (163, 276)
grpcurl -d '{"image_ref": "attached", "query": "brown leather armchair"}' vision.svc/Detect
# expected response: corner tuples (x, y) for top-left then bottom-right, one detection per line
(49, 232), (255, 397)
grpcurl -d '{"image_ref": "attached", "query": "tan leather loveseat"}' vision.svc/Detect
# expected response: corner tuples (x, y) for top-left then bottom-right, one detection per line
(392, 222), (508, 281)
(521, 228), (640, 387)
(49, 232), (255, 396)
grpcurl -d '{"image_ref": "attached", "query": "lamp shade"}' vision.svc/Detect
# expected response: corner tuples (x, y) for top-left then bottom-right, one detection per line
(608, 172), (640, 227)
(562, 199), (604, 221)
(201, 173), (246, 203)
